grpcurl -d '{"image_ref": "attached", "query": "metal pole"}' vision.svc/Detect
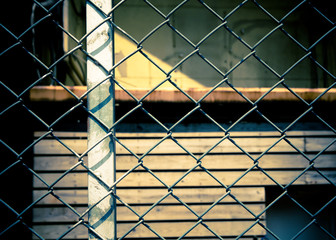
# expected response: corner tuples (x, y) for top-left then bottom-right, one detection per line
(86, 0), (116, 239)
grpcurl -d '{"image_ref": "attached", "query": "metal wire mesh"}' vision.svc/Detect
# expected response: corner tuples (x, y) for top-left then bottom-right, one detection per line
(1, 0), (336, 239)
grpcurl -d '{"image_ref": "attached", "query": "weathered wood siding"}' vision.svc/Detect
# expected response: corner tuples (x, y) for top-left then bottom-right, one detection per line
(32, 131), (336, 239)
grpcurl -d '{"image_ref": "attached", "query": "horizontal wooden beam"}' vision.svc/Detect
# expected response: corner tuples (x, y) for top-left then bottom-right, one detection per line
(32, 221), (265, 239)
(34, 134), (336, 155)
(33, 130), (334, 138)
(33, 204), (265, 222)
(34, 153), (336, 171)
(29, 86), (336, 102)
(33, 170), (336, 188)
(33, 187), (265, 205)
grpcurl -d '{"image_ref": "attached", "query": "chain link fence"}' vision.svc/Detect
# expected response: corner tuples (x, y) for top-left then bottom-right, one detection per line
(1, 0), (336, 239)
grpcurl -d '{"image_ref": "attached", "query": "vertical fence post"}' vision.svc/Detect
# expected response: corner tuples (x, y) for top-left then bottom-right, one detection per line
(86, 0), (116, 239)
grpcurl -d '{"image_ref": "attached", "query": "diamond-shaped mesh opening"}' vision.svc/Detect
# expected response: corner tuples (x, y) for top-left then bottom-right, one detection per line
(1, 0), (336, 239)
(225, 0), (281, 47)
(256, 30), (309, 76)
(172, 53), (225, 88)
(266, 185), (336, 239)
(297, 106), (336, 131)
(230, 55), (281, 87)
(114, 1), (166, 42)
(283, 2), (334, 47)
(170, 1), (223, 44)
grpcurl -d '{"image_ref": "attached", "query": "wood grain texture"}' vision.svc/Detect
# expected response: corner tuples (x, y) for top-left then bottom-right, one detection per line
(34, 153), (336, 171)
(32, 131), (336, 239)
(33, 170), (336, 188)
(33, 132), (336, 156)
(33, 204), (265, 223)
(33, 187), (265, 205)
(33, 221), (266, 239)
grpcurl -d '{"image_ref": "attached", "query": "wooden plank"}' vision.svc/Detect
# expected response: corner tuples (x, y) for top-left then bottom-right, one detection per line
(33, 220), (266, 239)
(33, 187), (265, 205)
(118, 203), (266, 221)
(33, 130), (335, 138)
(34, 131), (87, 138)
(34, 139), (87, 155)
(305, 137), (336, 152)
(33, 190), (88, 205)
(32, 224), (88, 239)
(33, 138), (302, 155)
(34, 153), (336, 171)
(120, 170), (336, 187)
(33, 172), (87, 188)
(33, 204), (265, 223)
(33, 135), (336, 155)
(31, 131), (335, 239)
(33, 207), (87, 223)
(33, 170), (336, 188)
(34, 156), (88, 171)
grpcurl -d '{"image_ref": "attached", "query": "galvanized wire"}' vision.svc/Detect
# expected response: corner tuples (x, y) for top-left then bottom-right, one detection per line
(1, 0), (336, 239)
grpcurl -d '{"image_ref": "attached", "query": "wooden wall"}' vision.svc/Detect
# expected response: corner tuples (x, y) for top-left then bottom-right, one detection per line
(32, 131), (336, 239)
